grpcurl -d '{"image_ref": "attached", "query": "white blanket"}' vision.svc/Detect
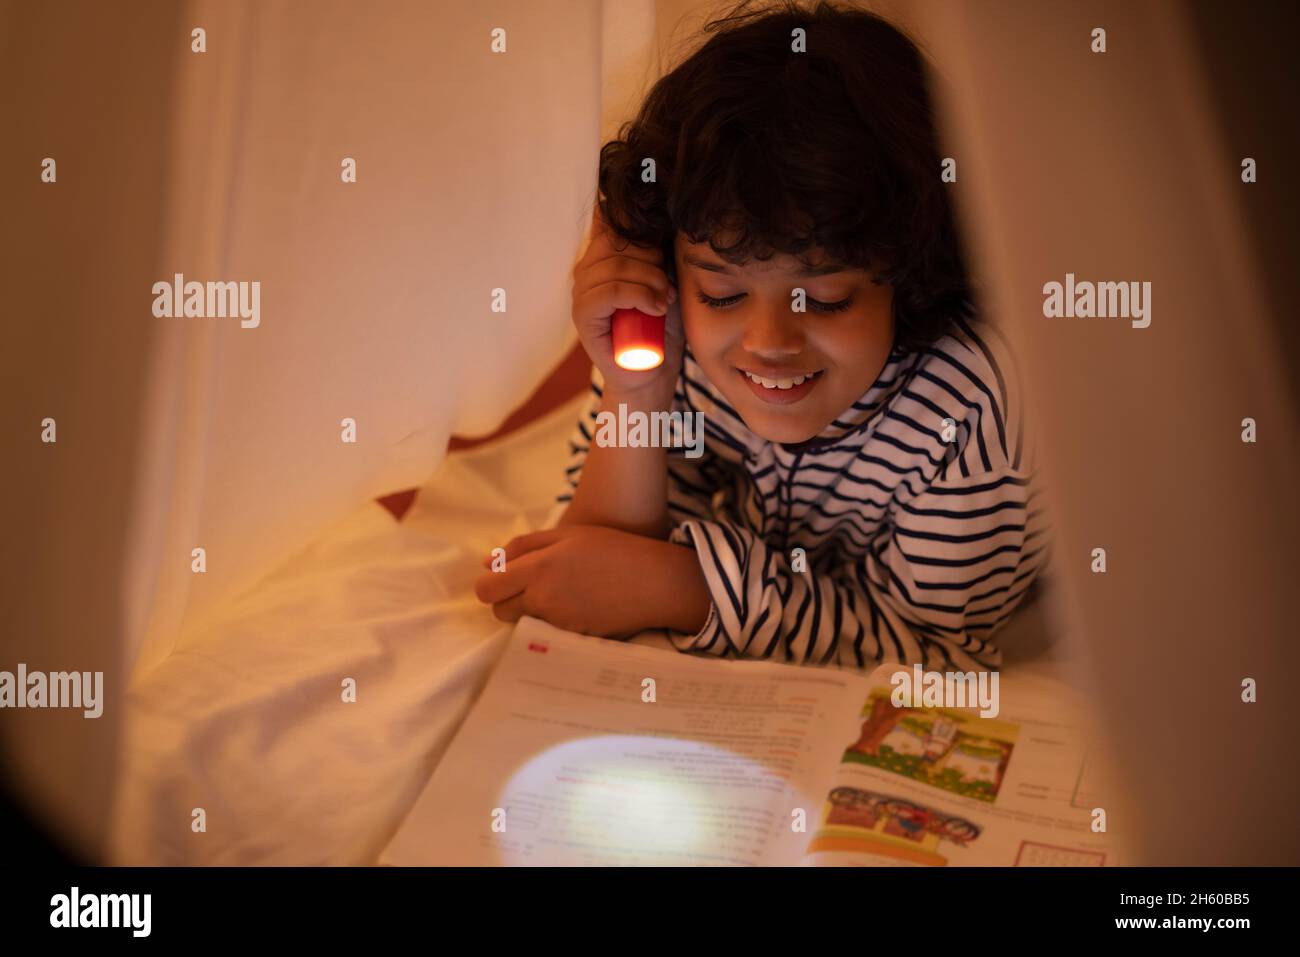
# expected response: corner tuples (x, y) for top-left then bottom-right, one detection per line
(109, 392), (1070, 865)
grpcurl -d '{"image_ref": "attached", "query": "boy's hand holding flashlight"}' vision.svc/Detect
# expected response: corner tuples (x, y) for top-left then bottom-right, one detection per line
(570, 203), (684, 403)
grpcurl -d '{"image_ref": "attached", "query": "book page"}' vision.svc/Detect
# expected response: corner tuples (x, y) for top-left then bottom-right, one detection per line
(381, 617), (869, 866)
(799, 668), (1124, 866)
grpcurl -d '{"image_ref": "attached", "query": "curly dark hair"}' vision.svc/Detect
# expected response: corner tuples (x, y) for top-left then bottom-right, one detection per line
(597, 0), (974, 352)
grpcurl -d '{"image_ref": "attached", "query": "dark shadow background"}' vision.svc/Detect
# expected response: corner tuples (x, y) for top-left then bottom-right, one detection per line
(1, 0), (178, 866)
(1186, 0), (1300, 416)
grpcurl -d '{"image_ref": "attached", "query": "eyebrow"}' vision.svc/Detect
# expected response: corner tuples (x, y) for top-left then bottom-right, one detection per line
(683, 254), (848, 278)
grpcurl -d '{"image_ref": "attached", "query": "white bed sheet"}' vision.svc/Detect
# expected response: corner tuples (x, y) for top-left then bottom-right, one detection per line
(109, 392), (1075, 866)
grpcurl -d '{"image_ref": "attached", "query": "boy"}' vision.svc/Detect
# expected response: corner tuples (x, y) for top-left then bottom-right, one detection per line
(474, 1), (1049, 671)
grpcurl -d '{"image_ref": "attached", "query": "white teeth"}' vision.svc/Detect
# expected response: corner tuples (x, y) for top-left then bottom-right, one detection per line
(744, 370), (819, 390)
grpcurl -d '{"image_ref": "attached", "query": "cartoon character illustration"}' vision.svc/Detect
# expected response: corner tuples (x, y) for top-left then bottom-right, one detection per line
(806, 787), (983, 865)
(843, 691), (1018, 802)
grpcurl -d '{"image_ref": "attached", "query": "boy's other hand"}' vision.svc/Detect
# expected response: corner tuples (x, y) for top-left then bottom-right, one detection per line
(570, 203), (684, 401)
(473, 524), (711, 638)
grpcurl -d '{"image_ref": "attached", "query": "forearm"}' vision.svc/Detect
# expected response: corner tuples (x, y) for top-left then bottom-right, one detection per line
(559, 382), (674, 539)
(626, 536), (713, 636)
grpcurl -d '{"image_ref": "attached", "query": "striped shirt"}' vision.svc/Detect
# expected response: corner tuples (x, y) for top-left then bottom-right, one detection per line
(557, 315), (1052, 672)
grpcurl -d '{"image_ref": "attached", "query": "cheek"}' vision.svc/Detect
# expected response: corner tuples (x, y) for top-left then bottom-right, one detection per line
(822, 315), (895, 389)
(681, 304), (730, 357)
(861, 281), (896, 337)
(680, 304), (702, 349)
(791, 318), (848, 366)
(819, 322), (870, 357)
(831, 292), (894, 356)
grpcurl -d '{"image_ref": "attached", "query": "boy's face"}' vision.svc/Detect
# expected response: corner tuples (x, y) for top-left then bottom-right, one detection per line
(673, 232), (896, 444)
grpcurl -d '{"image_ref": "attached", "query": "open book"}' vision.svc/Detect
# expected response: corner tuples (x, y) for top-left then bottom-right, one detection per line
(382, 617), (1120, 866)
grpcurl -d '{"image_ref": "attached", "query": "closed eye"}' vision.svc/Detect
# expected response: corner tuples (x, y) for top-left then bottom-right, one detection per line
(695, 292), (853, 314)
(808, 297), (853, 314)
(696, 291), (744, 309)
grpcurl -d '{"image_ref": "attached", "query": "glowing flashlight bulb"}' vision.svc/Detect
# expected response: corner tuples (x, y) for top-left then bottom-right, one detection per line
(611, 308), (665, 371)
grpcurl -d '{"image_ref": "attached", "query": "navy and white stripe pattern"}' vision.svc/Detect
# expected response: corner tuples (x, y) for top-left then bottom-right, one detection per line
(557, 315), (1052, 671)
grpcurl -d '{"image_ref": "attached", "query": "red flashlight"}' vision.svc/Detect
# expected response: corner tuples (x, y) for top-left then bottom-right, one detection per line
(611, 308), (665, 371)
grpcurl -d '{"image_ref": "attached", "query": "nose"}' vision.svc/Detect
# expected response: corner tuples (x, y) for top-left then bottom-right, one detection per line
(740, 304), (805, 360)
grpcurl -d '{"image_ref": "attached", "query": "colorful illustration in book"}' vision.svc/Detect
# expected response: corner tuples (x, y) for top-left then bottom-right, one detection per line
(805, 786), (983, 865)
(841, 690), (1019, 802)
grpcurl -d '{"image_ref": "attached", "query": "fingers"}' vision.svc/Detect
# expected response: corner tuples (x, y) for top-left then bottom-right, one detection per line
(480, 529), (569, 570)
(573, 285), (668, 330)
(573, 257), (674, 323)
(473, 547), (543, 603)
(574, 254), (673, 302)
(475, 541), (551, 617)
(475, 528), (571, 604)
(489, 592), (529, 624)
(575, 200), (674, 317)
(473, 566), (523, 606)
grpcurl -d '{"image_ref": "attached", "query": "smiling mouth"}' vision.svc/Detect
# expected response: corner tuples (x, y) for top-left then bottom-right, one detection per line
(740, 369), (824, 390)
(735, 367), (825, 405)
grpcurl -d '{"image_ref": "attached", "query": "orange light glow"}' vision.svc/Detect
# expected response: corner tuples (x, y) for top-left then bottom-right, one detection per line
(611, 308), (665, 371)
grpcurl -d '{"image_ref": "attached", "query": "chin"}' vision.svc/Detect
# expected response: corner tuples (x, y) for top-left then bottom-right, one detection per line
(739, 409), (825, 445)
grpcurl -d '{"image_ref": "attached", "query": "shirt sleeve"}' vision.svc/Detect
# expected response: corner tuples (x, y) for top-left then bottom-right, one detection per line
(666, 463), (1052, 672)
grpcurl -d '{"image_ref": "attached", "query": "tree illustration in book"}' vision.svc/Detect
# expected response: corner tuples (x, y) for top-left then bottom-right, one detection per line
(844, 690), (1017, 802)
